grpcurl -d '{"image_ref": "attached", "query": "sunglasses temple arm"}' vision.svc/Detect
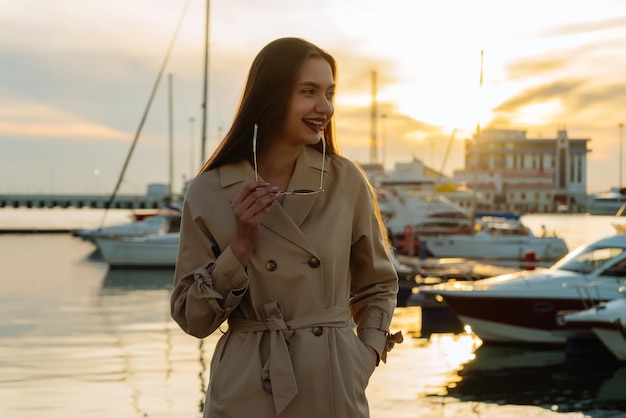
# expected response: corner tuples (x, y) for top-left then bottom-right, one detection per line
(319, 131), (325, 190)
(253, 124), (259, 182)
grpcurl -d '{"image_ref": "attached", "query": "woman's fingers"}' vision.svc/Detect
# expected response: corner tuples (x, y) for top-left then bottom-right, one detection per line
(230, 181), (280, 266)
(233, 182), (279, 222)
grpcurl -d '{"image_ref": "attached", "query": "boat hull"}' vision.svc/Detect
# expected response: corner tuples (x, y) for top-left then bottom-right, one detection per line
(562, 298), (626, 361)
(594, 328), (626, 361)
(96, 233), (179, 268)
(423, 235), (568, 261)
(442, 294), (593, 344)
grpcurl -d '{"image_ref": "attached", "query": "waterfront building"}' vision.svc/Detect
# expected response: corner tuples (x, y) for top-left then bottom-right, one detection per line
(453, 128), (590, 213)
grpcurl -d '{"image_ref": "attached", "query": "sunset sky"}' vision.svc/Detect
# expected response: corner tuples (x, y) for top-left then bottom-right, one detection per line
(2, 0), (625, 196)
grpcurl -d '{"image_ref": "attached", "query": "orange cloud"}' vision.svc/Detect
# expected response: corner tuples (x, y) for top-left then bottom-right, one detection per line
(0, 102), (129, 140)
(493, 79), (585, 113)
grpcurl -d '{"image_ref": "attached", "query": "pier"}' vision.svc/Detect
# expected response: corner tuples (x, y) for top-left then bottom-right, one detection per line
(0, 193), (170, 210)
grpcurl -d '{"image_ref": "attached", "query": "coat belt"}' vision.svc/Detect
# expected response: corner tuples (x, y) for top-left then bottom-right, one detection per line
(227, 303), (351, 415)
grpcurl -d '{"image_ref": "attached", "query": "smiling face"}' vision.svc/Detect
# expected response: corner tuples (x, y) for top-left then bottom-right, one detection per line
(278, 56), (335, 148)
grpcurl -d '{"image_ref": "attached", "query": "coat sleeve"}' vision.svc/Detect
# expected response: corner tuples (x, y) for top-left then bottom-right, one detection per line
(170, 179), (249, 338)
(347, 165), (400, 363)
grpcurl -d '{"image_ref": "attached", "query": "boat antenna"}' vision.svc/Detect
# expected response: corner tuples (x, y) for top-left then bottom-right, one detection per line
(471, 50), (484, 230)
(99, 0), (191, 228)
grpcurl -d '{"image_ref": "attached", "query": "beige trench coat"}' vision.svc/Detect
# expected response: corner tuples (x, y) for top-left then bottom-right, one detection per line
(171, 146), (399, 418)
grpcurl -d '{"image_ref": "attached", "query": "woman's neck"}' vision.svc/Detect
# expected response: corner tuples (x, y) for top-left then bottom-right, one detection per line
(258, 145), (303, 191)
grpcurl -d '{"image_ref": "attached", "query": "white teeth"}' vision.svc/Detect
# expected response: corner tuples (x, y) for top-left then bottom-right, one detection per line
(304, 119), (323, 126)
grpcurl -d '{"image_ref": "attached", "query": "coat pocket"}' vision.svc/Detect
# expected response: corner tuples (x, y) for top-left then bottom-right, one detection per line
(209, 332), (262, 400)
(340, 327), (376, 381)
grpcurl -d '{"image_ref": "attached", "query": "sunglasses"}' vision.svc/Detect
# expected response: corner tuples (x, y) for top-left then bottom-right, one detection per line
(253, 123), (325, 196)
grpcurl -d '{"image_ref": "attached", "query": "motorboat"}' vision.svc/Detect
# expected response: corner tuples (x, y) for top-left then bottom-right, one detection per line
(421, 216), (569, 263)
(587, 187), (626, 216)
(377, 187), (473, 255)
(72, 205), (181, 242)
(561, 295), (626, 361)
(95, 232), (179, 268)
(420, 234), (626, 344)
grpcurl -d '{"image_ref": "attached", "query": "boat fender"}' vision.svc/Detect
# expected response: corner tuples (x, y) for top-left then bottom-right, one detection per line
(524, 250), (536, 270)
(403, 224), (415, 256)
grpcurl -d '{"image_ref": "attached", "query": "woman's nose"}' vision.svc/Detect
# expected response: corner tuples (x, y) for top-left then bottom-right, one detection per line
(316, 95), (333, 115)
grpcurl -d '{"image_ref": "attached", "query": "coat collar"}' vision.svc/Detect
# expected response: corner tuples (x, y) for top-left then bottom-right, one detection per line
(219, 146), (328, 254)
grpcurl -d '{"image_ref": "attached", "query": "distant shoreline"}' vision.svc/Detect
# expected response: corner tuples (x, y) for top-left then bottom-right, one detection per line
(0, 207), (136, 233)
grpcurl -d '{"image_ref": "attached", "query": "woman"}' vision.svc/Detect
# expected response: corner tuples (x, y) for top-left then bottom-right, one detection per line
(171, 37), (401, 418)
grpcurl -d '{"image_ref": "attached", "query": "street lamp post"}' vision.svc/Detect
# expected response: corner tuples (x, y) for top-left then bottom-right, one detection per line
(381, 113), (387, 170)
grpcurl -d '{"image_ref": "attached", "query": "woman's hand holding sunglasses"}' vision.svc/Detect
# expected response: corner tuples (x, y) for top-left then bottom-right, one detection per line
(230, 181), (280, 267)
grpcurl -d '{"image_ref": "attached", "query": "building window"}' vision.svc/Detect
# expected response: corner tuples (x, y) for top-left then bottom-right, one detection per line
(521, 193), (526, 200)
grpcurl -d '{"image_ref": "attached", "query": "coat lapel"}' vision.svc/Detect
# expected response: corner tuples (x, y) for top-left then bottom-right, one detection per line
(219, 147), (328, 255)
(281, 147), (326, 227)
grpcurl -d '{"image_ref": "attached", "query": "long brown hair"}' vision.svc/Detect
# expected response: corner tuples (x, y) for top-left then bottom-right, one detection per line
(199, 38), (339, 174)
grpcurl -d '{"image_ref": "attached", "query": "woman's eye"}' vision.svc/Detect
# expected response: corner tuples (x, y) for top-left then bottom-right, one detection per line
(302, 88), (315, 95)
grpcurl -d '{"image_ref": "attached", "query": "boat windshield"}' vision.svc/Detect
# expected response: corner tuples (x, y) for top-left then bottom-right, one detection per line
(552, 245), (626, 274)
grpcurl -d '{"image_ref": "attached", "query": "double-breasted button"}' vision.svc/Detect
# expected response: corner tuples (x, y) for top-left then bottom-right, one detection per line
(308, 257), (320, 268)
(265, 260), (277, 271)
(312, 326), (323, 336)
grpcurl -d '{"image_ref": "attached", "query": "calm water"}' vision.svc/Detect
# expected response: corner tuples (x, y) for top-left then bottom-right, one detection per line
(1, 211), (626, 417)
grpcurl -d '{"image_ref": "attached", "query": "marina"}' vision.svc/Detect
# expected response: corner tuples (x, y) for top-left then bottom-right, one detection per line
(1, 210), (626, 417)
(4, 1), (626, 415)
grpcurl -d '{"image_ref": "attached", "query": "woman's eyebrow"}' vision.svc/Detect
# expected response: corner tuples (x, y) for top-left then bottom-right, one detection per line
(298, 81), (335, 90)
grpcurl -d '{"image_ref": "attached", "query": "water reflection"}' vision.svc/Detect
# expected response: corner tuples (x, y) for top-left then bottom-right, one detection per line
(419, 308), (465, 339)
(101, 268), (174, 290)
(414, 294), (626, 414)
(95, 268), (209, 417)
(432, 343), (626, 413)
(83, 245), (103, 261)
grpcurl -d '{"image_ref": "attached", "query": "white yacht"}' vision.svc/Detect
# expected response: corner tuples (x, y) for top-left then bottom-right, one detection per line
(588, 188), (626, 216)
(377, 187), (473, 238)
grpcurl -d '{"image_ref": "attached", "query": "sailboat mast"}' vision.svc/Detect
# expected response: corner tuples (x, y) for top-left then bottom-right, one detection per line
(168, 73), (174, 198)
(200, 0), (211, 164)
(98, 1), (190, 228)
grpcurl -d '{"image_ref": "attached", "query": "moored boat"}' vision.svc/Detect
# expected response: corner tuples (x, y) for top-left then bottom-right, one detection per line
(73, 205), (181, 243)
(377, 187), (473, 255)
(420, 234), (626, 344)
(561, 295), (626, 361)
(588, 187), (626, 216)
(95, 232), (180, 269)
(421, 216), (568, 263)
